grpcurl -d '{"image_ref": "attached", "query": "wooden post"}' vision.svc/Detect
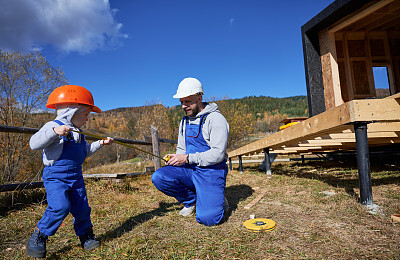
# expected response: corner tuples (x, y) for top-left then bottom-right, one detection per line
(151, 125), (161, 170)
(229, 158), (232, 171)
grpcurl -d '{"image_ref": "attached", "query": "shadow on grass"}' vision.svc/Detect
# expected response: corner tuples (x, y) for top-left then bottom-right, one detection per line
(46, 201), (179, 258)
(0, 188), (47, 217)
(220, 184), (254, 224)
(40, 185), (253, 257)
(98, 201), (178, 242)
(252, 160), (400, 201)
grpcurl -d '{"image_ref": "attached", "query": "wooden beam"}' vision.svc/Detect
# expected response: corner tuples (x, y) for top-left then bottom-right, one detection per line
(349, 99), (400, 122)
(328, 0), (396, 33)
(319, 29), (343, 109)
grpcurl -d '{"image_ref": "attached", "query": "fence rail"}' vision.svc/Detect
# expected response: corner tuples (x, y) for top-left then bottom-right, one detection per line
(0, 125), (177, 145)
(0, 182), (44, 192)
(0, 124), (176, 193)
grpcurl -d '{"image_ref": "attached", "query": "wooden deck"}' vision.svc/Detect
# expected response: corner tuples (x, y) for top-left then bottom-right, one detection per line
(228, 94), (400, 158)
(228, 93), (400, 205)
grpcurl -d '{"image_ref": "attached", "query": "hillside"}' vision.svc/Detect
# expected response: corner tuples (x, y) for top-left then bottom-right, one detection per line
(103, 95), (308, 122)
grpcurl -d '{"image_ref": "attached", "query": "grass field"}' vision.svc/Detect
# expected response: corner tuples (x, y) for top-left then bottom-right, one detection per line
(1, 159), (399, 259)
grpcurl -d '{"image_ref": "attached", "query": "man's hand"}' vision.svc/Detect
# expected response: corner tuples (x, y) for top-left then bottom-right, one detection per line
(53, 125), (71, 136)
(100, 137), (114, 145)
(166, 154), (188, 166)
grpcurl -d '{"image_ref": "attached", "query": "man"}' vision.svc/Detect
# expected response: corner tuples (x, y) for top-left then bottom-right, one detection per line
(152, 77), (229, 226)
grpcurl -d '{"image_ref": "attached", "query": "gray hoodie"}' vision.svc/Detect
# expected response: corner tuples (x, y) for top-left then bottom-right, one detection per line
(30, 107), (102, 166)
(176, 102), (229, 167)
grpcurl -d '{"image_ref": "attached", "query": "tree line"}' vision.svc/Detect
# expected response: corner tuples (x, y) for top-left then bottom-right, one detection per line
(0, 51), (308, 184)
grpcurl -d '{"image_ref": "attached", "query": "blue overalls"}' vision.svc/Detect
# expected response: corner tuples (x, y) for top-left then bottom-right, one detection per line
(152, 114), (228, 226)
(37, 120), (93, 237)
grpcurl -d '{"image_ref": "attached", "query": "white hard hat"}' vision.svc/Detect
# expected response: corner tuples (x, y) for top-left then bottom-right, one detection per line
(173, 77), (204, 98)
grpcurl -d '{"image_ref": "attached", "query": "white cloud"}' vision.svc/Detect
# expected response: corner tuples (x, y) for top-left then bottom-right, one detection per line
(0, 0), (128, 54)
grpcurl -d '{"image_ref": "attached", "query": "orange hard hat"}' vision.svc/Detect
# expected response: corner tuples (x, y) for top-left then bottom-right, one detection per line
(46, 85), (101, 113)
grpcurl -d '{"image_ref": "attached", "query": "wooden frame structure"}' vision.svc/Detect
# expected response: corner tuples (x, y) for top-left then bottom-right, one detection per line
(302, 0), (400, 116)
(228, 94), (400, 205)
(228, 0), (400, 206)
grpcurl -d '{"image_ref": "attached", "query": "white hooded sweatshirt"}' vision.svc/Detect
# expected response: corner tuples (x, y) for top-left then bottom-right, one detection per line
(30, 106), (102, 166)
(176, 102), (229, 167)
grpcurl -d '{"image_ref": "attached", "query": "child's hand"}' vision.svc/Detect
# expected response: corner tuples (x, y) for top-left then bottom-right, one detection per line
(53, 125), (71, 136)
(100, 137), (114, 145)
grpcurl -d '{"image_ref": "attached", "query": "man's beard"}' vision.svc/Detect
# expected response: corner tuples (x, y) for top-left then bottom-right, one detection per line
(186, 103), (200, 116)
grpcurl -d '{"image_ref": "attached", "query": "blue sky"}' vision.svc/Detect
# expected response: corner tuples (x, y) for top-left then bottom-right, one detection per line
(1, 0), (335, 111)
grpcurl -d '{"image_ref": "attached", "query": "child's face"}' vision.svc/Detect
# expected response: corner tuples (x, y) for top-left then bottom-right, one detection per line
(71, 108), (91, 128)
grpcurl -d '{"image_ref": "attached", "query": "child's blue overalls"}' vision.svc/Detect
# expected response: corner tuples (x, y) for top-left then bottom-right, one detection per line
(37, 120), (93, 237)
(152, 114), (228, 226)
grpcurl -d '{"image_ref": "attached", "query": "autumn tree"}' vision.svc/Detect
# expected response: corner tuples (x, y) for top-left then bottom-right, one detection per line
(216, 100), (256, 150)
(256, 110), (288, 133)
(130, 103), (175, 160)
(0, 51), (68, 183)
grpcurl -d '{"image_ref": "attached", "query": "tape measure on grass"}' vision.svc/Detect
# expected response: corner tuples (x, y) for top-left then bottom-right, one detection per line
(243, 218), (276, 232)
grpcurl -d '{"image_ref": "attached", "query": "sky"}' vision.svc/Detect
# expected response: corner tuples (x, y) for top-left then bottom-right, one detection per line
(0, 0), (336, 111)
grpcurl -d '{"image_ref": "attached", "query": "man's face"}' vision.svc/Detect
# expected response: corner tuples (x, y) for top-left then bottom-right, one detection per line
(180, 94), (202, 116)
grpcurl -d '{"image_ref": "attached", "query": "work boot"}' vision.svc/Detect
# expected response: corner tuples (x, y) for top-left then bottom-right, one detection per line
(26, 227), (47, 258)
(79, 228), (100, 251)
(179, 205), (195, 217)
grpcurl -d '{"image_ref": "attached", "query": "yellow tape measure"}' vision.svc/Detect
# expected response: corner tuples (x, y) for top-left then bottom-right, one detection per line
(243, 218), (276, 232)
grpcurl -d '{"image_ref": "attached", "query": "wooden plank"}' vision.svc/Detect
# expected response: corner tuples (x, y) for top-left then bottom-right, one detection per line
(328, 0), (396, 33)
(386, 92), (400, 99)
(349, 99), (400, 122)
(244, 189), (267, 210)
(228, 102), (353, 157)
(229, 99), (400, 158)
(319, 29), (343, 109)
(82, 172), (147, 179)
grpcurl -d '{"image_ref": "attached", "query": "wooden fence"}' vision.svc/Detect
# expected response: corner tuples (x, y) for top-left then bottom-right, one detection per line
(0, 125), (177, 193)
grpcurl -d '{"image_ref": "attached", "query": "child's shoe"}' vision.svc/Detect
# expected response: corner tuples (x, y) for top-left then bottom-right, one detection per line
(79, 227), (100, 251)
(26, 227), (47, 258)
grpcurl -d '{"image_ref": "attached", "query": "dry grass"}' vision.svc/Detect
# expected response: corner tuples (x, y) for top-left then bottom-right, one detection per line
(1, 160), (399, 259)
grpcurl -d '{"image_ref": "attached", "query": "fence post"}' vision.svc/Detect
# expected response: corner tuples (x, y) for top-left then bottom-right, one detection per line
(151, 125), (161, 171)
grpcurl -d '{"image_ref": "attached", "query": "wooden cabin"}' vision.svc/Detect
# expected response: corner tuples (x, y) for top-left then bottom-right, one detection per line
(302, 0), (400, 117)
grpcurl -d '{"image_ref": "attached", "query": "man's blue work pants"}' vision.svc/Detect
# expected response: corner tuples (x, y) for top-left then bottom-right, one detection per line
(152, 163), (228, 226)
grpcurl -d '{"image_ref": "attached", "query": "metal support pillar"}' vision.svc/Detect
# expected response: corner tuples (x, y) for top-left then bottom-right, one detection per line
(354, 122), (373, 205)
(238, 155), (243, 174)
(229, 158), (232, 171)
(263, 148), (272, 175)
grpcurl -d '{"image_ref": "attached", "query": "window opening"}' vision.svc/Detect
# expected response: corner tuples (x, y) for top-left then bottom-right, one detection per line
(373, 66), (391, 98)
